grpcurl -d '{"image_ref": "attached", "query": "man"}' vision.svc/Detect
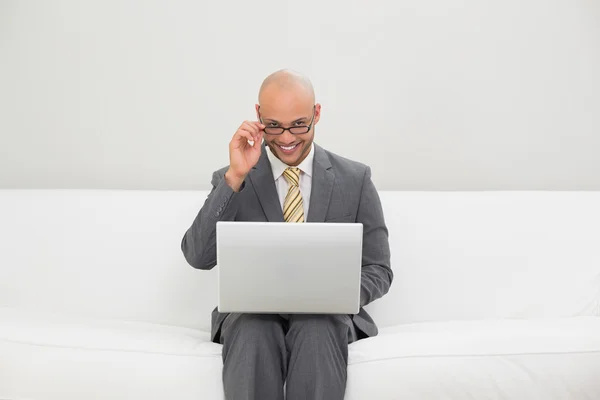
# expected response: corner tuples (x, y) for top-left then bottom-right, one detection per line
(181, 69), (392, 400)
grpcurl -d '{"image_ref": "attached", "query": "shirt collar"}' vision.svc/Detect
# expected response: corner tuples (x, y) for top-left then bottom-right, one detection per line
(266, 143), (314, 181)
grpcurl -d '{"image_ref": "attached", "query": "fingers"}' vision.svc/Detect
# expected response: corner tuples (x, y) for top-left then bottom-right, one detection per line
(249, 120), (265, 131)
(255, 130), (264, 147)
(231, 130), (253, 150)
(232, 121), (265, 148)
(252, 123), (265, 147)
(241, 121), (265, 141)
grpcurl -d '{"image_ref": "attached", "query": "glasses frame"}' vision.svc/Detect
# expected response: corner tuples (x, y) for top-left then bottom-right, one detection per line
(258, 106), (316, 135)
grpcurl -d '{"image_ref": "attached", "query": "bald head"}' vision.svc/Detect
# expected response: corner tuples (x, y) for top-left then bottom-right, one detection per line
(258, 69), (315, 104)
(255, 69), (321, 167)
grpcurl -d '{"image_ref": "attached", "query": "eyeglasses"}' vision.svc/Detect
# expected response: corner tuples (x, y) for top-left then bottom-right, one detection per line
(258, 106), (316, 135)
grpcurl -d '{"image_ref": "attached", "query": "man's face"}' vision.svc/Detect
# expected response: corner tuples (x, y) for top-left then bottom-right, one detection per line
(256, 88), (321, 167)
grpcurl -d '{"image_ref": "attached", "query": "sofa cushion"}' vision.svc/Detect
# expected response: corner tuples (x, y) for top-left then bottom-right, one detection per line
(0, 307), (221, 356)
(0, 190), (218, 332)
(351, 316), (600, 363)
(0, 307), (225, 400)
(4, 310), (599, 400)
(366, 191), (600, 327)
(346, 317), (600, 399)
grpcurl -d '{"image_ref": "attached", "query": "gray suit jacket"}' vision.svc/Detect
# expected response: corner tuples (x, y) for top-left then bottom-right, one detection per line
(181, 143), (393, 343)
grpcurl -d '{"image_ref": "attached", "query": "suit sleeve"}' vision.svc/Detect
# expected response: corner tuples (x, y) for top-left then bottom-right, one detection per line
(181, 170), (245, 270)
(357, 166), (393, 307)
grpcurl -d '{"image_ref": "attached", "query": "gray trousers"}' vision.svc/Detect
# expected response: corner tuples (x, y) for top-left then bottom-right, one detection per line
(219, 313), (359, 400)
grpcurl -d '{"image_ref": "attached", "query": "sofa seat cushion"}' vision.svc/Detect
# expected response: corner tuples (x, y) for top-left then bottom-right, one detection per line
(346, 317), (600, 399)
(0, 307), (224, 400)
(0, 307), (221, 356)
(3, 308), (600, 400)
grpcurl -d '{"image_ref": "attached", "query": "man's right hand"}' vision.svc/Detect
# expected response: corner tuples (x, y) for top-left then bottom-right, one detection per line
(225, 121), (265, 192)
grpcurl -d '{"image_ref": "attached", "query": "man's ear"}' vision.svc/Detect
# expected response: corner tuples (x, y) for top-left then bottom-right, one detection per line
(255, 104), (261, 120)
(314, 103), (322, 124)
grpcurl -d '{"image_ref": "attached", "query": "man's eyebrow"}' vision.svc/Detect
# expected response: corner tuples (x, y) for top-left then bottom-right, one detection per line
(263, 117), (308, 124)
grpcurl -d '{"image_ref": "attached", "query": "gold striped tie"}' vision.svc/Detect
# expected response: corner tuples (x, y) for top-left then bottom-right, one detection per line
(282, 167), (304, 223)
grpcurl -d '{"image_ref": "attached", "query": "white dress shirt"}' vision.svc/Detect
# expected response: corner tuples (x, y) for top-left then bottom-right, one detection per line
(266, 144), (314, 218)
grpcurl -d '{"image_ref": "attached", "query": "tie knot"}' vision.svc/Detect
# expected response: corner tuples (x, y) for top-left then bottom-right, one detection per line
(283, 167), (300, 187)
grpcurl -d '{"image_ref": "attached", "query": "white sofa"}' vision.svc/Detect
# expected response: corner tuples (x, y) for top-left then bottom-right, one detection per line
(1, 189), (599, 399)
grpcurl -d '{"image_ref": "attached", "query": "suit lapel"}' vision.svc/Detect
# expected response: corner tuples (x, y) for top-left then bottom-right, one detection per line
(307, 144), (334, 222)
(248, 145), (284, 222)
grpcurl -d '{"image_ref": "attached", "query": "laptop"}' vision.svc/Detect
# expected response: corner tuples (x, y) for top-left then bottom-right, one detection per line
(216, 221), (363, 314)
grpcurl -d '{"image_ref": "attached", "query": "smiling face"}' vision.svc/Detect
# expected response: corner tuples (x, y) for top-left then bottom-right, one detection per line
(256, 73), (321, 167)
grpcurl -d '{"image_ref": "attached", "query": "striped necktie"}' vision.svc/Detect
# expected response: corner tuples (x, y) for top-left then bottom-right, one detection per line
(282, 167), (304, 223)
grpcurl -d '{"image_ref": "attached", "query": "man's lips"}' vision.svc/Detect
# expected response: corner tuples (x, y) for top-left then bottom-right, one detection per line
(276, 143), (300, 154)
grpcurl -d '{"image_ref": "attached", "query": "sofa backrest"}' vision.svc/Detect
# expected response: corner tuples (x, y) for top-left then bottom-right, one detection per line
(0, 190), (598, 332)
(367, 191), (600, 328)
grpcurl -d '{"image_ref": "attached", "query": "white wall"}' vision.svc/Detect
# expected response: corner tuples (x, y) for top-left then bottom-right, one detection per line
(1, 0), (599, 190)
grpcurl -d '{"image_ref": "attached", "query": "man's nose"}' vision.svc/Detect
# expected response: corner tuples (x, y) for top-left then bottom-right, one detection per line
(281, 131), (296, 142)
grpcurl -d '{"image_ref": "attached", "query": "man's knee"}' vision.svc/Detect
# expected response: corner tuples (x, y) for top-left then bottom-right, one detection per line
(288, 314), (351, 339)
(221, 314), (287, 398)
(221, 314), (285, 348)
(286, 314), (351, 370)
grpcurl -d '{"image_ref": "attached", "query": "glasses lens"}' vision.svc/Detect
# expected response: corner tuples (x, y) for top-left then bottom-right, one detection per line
(289, 126), (310, 134)
(264, 127), (284, 135)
